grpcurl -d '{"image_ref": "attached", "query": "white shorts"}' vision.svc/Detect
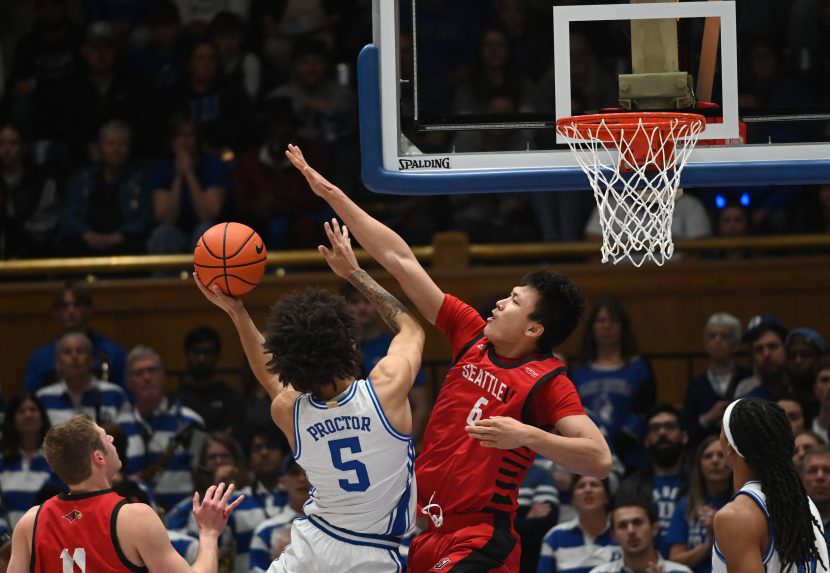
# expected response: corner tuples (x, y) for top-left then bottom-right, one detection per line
(267, 516), (404, 573)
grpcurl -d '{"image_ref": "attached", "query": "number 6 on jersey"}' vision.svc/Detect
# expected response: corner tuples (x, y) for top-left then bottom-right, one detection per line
(466, 397), (489, 425)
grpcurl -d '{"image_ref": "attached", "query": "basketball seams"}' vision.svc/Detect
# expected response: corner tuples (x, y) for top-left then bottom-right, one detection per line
(193, 256), (268, 269)
(224, 230), (257, 259)
(194, 222), (266, 297)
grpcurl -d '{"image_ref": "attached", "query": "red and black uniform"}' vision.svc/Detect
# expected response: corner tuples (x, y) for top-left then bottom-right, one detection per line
(408, 295), (585, 573)
(31, 489), (146, 573)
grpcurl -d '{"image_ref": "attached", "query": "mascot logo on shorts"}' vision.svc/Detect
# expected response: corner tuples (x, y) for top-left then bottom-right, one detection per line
(62, 510), (83, 524)
(433, 557), (452, 570)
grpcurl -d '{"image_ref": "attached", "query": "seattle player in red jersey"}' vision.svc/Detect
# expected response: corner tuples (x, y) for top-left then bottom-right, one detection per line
(286, 144), (612, 573)
(7, 415), (244, 573)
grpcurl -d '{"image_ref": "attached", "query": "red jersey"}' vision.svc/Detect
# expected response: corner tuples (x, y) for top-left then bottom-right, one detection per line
(32, 489), (146, 573)
(416, 295), (585, 517)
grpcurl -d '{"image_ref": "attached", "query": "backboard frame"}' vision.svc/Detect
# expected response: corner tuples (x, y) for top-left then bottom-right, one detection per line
(359, 0), (830, 195)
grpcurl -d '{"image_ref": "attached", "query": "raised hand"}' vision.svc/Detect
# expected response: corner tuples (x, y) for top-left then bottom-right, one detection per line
(192, 482), (245, 537)
(193, 271), (245, 316)
(318, 218), (360, 279)
(285, 143), (339, 199)
(465, 416), (531, 450)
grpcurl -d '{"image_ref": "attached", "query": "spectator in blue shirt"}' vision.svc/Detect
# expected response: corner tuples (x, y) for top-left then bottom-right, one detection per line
(537, 475), (620, 573)
(146, 115), (229, 255)
(0, 393), (57, 528)
(24, 281), (127, 391)
(572, 298), (655, 471)
(617, 404), (689, 558)
(667, 435), (732, 573)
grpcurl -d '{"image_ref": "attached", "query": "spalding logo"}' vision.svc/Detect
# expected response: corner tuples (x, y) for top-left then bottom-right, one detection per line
(398, 157), (451, 170)
(62, 510), (83, 523)
(433, 557), (452, 570)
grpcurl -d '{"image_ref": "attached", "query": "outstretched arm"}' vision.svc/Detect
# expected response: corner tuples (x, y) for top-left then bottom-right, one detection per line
(286, 144), (445, 324)
(320, 219), (424, 387)
(466, 414), (612, 479)
(124, 483), (244, 573)
(321, 219), (424, 432)
(194, 274), (282, 399)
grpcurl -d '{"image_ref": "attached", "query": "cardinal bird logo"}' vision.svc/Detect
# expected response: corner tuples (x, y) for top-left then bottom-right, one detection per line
(433, 557), (452, 570)
(62, 510), (83, 523)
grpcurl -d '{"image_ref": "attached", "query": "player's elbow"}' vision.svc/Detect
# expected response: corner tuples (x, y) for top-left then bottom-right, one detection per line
(585, 444), (613, 479)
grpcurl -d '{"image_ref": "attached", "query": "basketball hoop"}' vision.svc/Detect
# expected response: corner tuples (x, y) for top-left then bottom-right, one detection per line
(556, 112), (705, 266)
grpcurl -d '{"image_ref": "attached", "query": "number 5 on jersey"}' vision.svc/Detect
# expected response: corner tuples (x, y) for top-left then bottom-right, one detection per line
(328, 437), (371, 492)
(467, 397), (489, 425)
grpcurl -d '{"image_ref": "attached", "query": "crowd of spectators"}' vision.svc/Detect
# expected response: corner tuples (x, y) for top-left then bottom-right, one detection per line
(2, 280), (830, 573)
(1, 0), (829, 263)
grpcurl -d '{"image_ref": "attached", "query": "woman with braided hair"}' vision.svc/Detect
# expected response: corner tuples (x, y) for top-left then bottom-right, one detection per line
(713, 397), (829, 572)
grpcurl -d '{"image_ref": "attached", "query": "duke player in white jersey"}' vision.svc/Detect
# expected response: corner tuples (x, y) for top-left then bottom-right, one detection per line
(713, 398), (829, 573)
(195, 219), (424, 572)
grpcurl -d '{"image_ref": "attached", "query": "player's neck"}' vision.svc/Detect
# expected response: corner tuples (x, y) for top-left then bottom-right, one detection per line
(731, 462), (757, 491)
(491, 338), (538, 361)
(316, 377), (355, 401)
(69, 473), (112, 495)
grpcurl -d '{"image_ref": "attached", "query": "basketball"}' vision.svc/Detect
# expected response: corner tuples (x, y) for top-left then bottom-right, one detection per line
(194, 222), (267, 296)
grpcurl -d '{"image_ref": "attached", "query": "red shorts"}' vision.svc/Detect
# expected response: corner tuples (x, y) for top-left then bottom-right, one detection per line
(406, 512), (520, 573)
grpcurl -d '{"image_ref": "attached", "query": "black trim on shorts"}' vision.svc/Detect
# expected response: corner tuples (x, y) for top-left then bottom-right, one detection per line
(450, 512), (517, 572)
(111, 500), (149, 573)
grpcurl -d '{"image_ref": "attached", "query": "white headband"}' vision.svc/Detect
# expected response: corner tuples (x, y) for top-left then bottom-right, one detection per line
(723, 399), (745, 459)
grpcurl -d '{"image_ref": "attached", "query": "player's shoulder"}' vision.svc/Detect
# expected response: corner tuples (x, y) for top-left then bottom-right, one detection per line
(714, 496), (766, 536)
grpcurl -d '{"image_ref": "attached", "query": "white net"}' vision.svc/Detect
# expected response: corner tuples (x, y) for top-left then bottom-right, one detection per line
(556, 113), (705, 266)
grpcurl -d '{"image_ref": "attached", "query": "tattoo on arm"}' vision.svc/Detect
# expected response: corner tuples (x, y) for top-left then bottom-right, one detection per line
(347, 269), (408, 333)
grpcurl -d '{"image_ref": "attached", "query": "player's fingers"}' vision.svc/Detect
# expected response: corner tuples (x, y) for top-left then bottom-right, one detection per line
(192, 491), (200, 511)
(226, 494), (245, 514)
(221, 483), (236, 503)
(329, 218), (342, 238)
(213, 482), (226, 501)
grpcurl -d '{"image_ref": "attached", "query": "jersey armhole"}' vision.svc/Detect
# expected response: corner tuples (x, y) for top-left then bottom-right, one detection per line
(30, 504), (44, 573)
(292, 395), (303, 461)
(521, 367), (567, 426)
(733, 491), (774, 565)
(111, 500), (149, 573)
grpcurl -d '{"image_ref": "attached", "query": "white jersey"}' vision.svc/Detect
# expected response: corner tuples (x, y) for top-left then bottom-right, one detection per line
(713, 481), (829, 573)
(292, 377), (416, 550)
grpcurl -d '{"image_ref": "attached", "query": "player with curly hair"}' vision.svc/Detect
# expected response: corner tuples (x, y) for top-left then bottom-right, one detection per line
(196, 218), (424, 572)
(287, 144), (611, 573)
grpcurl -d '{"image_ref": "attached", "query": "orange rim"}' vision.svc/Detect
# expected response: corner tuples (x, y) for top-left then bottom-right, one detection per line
(556, 112), (706, 142)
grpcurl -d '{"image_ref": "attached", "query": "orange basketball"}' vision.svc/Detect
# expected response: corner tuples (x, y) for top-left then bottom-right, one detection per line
(194, 222), (267, 296)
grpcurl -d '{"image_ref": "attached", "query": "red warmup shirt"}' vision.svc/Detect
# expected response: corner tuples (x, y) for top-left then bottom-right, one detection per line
(32, 489), (146, 573)
(416, 294), (585, 517)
